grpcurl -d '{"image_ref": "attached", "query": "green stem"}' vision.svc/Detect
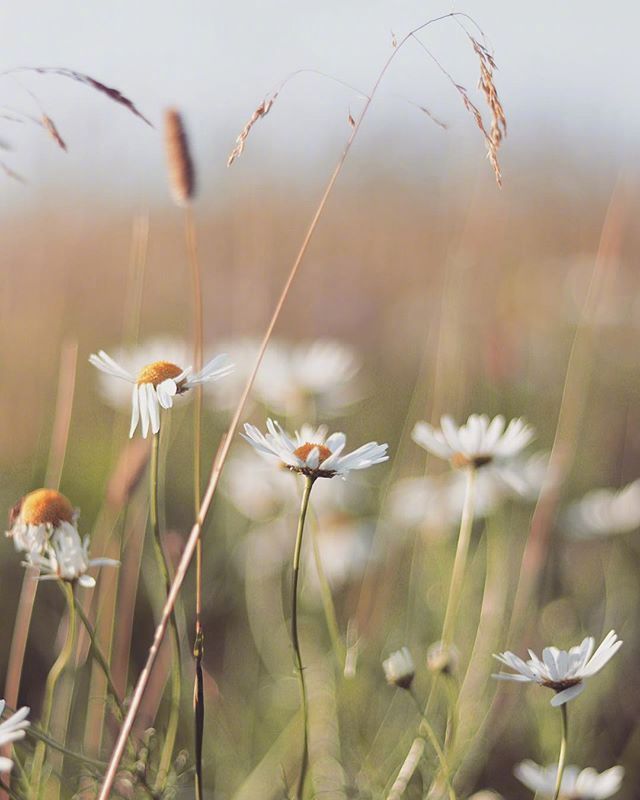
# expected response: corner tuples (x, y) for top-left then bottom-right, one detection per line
(440, 467), (477, 647)
(31, 582), (76, 799)
(552, 704), (569, 800)
(11, 749), (33, 800)
(59, 584), (125, 720)
(408, 690), (457, 800)
(423, 467), (477, 722)
(291, 477), (314, 799)
(309, 523), (346, 667)
(150, 432), (182, 792)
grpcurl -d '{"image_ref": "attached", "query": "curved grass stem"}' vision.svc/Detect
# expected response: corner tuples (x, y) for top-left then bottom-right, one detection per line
(31, 581), (76, 798)
(150, 432), (182, 792)
(70, 589), (125, 719)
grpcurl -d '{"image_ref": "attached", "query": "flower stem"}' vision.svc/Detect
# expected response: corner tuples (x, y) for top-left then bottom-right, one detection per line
(31, 581), (76, 799)
(441, 467), (477, 647)
(552, 704), (569, 800)
(291, 476), (314, 799)
(407, 689), (457, 800)
(70, 589), (125, 719)
(150, 432), (182, 792)
(423, 468), (477, 726)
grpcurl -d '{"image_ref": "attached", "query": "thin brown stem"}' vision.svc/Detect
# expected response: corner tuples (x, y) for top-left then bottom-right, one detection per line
(97, 15), (477, 795)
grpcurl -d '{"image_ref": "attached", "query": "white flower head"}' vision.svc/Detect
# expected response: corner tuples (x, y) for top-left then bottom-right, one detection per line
(383, 647), (415, 689)
(6, 489), (78, 556)
(242, 419), (388, 480)
(253, 339), (361, 416)
(515, 760), (624, 799)
(427, 640), (460, 676)
(564, 479), (640, 539)
(493, 631), (623, 706)
(27, 522), (119, 589)
(0, 700), (30, 773)
(412, 414), (534, 472)
(89, 349), (234, 438)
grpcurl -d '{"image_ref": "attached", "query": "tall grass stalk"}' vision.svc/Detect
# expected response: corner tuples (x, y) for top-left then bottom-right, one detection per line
(184, 203), (207, 800)
(97, 17), (484, 794)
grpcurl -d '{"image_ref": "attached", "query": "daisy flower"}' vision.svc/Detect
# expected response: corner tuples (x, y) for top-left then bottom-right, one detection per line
(242, 419), (388, 480)
(412, 414), (534, 475)
(383, 647), (415, 689)
(89, 349), (233, 437)
(564, 479), (640, 539)
(0, 700), (30, 773)
(27, 520), (119, 589)
(515, 760), (624, 799)
(6, 489), (77, 555)
(253, 339), (361, 416)
(493, 631), (623, 706)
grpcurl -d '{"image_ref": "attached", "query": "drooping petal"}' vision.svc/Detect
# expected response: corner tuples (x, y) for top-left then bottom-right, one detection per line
(550, 682), (585, 706)
(129, 383), (140, 438)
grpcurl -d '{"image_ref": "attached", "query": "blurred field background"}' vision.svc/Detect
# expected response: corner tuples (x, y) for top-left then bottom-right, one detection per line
(1, 1), (639, 798)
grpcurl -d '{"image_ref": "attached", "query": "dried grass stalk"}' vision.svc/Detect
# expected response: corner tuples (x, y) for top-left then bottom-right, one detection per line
(469, 35), (507, 185)
(164, 108), (196, 205)
(227, 93), (278, 166)
(41, 114), (67, 151)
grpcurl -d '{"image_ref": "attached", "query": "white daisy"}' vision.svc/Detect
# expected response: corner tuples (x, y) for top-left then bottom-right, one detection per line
(27, 522), (119, 589)
(383, 647), (415, 689)
(0, 700), (30, 773)
(242, 419), (388, 480)
(493, 631), (623, 706)
(6, 489), (78, 556)
(412, 414), (534, 473)
(515, 760), (624, 799)
(564, 479), (640, 539)
(253, 339), (361, 416)
(89, 349), (233, 438)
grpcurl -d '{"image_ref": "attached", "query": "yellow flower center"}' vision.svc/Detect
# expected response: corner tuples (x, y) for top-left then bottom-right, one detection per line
(136, 361), (183, 386)
(293, 443), (332, 464)
(450, 452), (493, 470)
(20, 489), (74, 526)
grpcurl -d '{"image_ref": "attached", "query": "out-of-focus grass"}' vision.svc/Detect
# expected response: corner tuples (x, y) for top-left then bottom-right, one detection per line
(1, 165), (639, 797)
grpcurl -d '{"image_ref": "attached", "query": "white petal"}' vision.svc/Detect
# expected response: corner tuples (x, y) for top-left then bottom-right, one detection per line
(138, 384), (150, 438)
(146, 384), (160, 434)
(550, 682), (585, 706)
(129, 383), (140, 438)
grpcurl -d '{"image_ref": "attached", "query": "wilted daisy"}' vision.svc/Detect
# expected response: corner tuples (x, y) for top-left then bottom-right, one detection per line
(412, 414), (534, 476)
(493, 631), (622, 706)
(6, 488), (77, 555)
(564, 479), (640, 539)
(242, 420), (388, 481)
(253, 339), (361, 416)
(515, 760), (624, 799)
(27, 520), (119, 588)
(0, 700), (30, 773)
(383, 647), (416, 689)
(89, 349), (233, 437)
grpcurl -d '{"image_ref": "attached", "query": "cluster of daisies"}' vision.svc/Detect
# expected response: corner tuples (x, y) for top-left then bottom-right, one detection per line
(2, 335), (629, 793)
(379, 413), (626, 799)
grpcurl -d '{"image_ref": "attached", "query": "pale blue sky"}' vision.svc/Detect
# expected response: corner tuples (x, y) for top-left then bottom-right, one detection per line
(0, 1), (636, 208)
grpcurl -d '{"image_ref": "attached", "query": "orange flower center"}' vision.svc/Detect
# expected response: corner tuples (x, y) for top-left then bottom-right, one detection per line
(20, 489), (74, 526)
(293, 443), (332, 464)
(136, 361), (183, 386)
